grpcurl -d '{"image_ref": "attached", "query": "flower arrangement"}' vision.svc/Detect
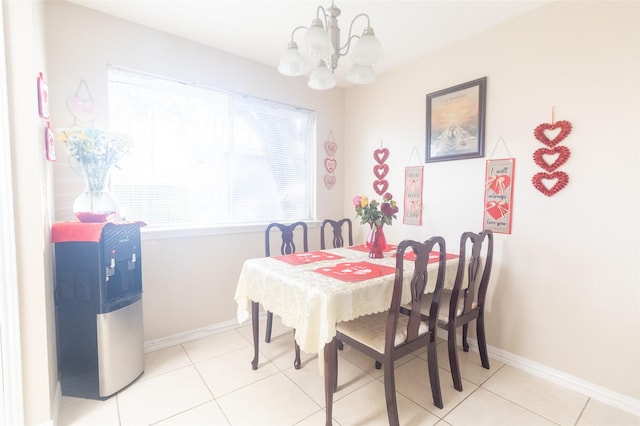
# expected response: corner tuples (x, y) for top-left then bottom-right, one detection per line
(352, 192), (399, 227)
(56, 127), (130, 193)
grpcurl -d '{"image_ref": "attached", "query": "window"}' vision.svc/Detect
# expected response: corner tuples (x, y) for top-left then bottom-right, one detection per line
(107, 67), (315, 228)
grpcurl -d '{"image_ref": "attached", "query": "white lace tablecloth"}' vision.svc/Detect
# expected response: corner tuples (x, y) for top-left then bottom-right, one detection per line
(234, 247), (459, 356)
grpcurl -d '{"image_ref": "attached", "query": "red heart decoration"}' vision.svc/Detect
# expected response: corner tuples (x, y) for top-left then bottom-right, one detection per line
(324, 158), (337, 174)
(373, 164), (389, 180)
(487, 174), (511, 195)
(373, 148), (389, 164)
(532, 171), (569, 196)
(324, 140), (338, 157)
(373, 180), (388, 195)
(324, 175), (336, 190)
(533, 146), (571, 172)
(486, 201), (510, 220)
(533, 120), (572, 147)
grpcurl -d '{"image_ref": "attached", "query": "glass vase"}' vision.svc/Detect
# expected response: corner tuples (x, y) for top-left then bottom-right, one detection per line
(73, 169), (119, 223)
(365, 223), (387, 258)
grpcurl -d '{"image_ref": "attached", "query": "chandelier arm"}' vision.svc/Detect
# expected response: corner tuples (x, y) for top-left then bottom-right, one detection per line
(289, 25), (309, 42)
(316, 5), (328, 28)
(338, 13), (372, 54)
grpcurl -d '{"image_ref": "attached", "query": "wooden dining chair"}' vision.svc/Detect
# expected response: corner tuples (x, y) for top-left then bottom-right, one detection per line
(264, 221), (308, 369)
(324, 237), (447, 426)
(320, 218), (353, 249)
(420, 229), (494, 391)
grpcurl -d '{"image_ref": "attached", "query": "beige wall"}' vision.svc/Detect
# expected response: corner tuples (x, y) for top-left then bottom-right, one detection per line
(4, 1), (58, 425)
(345, 0), (639, 401)
(44, 1), (347, 342)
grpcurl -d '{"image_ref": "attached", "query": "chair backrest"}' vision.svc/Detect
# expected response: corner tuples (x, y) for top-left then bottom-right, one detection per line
(320, 218), (353, 249)
(387, 237), (447, 351)
(450, 230), (494, 318)
(265, 222), (309, 256)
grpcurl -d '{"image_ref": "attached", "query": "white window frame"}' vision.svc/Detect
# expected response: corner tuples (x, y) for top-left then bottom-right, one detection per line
(107, 66), (317, 235)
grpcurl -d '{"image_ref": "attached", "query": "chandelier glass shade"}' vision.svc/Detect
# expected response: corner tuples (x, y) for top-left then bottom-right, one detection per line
(278, 1), (384, 90)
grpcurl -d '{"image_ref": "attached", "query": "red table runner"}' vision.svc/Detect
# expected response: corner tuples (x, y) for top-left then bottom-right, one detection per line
(273, 251), (344, 266)
(314, 261), (396, 282)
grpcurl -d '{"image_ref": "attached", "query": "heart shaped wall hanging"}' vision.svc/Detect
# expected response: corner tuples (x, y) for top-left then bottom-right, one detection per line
(373, 180), (389, 195)
(67, 96), (100, 123)
(324, 175), (336, 190)
(533, 120), (572, 147)
(67, 79), (101, 123)
(325, 139), (337, 157)
(373, 164), (389, 180)
(373, 148), (389, 164)
(533, 146), (571, 172)
(532, 171), (569, 196)
(325, 158), (337, 174)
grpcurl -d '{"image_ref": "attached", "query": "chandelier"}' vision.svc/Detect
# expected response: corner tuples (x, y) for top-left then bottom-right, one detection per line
(277, 1), (384, 90)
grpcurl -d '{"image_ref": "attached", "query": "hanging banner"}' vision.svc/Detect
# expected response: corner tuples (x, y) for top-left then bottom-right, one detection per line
(403, 165), (423, 225)
(483, 158), (515, 234)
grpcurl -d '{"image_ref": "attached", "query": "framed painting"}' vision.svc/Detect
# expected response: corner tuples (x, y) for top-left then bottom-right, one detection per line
(425, 77), (487, 162)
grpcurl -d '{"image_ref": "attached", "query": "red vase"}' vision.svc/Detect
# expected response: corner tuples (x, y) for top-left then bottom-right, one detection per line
(366, 223), (386, 258)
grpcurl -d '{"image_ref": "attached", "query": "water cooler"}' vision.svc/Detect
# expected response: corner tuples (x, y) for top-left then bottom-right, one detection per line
(52, 222), (144, 400)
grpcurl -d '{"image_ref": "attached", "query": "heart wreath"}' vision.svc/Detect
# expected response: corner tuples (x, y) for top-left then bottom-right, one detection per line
(373, 148), (389, 164)
(533, 120), (572, 147)
(373, 147), (390, 196)
(373, 180), (389, 195)
(533, 146), (571, 172)
(531, 171), (569, 197)
(373, 164), (389, 180)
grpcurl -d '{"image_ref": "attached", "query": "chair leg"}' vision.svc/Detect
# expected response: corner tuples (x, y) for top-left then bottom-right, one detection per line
(383, 359), (400, 426)
(448, 328), (463, 392)
(293, 329), (301, 369)
(477, 315), (490, 369)
(251, 302), (259, 370)
(462, 323), (470, 352)
(337, 340), (344, 350)
(375, 360), (382, 369)
(427, 340), (444, 409)
(265, 311), (273, 343)
(324, 338), (337, 426)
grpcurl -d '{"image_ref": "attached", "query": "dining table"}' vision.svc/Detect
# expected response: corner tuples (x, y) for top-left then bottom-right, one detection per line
(234, 243), (460, 371)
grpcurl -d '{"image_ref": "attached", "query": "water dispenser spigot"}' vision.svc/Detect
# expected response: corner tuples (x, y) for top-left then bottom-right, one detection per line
(106, 249), (116, 281)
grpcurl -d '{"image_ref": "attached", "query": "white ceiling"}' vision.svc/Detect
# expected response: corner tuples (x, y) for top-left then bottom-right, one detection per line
(66, 0), (548, 87)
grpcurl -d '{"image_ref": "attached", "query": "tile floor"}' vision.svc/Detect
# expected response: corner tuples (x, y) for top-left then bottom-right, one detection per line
(58, 319), (639, 426)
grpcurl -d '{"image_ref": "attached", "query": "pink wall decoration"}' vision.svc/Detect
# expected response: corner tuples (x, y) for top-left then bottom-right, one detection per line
(324, 131), (337, 190)
(372, 144), (389, 196)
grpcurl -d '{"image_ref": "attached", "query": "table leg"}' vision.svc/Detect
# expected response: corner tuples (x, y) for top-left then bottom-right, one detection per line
(324, 338), (336, 426)
(251, 301), (259, 370)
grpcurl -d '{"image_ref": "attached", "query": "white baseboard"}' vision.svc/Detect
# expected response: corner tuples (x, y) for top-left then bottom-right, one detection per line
(144, 318), (244, 353)
(463, 337), (640, 417)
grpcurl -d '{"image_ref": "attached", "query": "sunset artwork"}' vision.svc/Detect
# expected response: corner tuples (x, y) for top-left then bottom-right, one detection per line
(430, 86), (479, 156)
(425, 77), (486, 162)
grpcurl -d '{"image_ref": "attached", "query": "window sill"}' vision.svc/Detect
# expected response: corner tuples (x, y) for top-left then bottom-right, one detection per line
(140, 221), (321, 241)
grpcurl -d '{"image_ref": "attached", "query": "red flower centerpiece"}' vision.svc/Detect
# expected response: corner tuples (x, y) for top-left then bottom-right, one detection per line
(353, 192), (399, 258)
